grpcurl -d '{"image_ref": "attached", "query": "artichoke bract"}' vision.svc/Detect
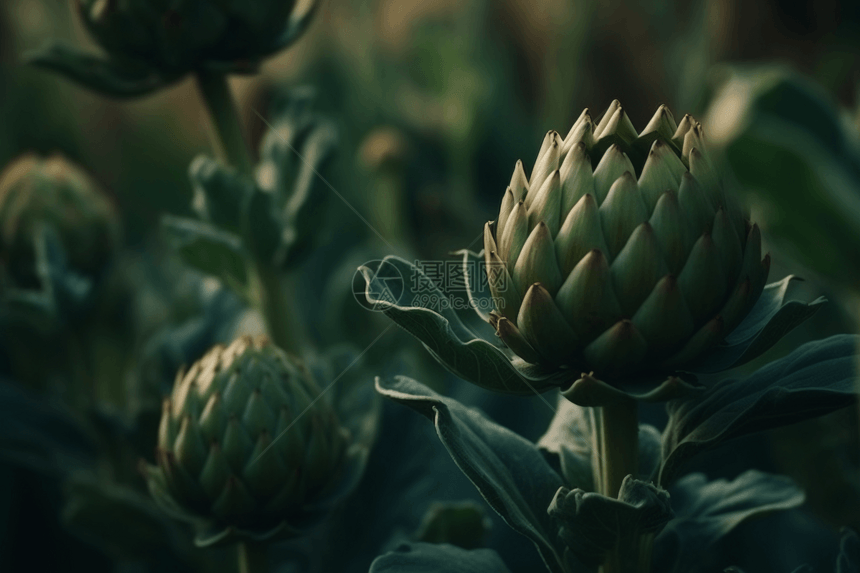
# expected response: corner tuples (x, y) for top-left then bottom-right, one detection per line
(484, 101), (769, 381)
(0, 154), (118, 289)
(143, 335), (359, 546)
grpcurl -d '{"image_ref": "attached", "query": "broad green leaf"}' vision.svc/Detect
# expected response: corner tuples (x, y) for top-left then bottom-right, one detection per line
(376, 376), (567, 573)
(688, 277), (825, 373)
(369, 542), (511, 573)
(655, 471), (805, 573)
(706, 66), (860, 292)
(161, 216), (248, 289)
(27, 43), (173, 98)
(361, 256), (572, 395)
(661, 335), (858, 486)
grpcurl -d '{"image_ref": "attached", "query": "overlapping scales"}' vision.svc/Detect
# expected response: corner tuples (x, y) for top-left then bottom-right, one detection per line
(484, 102), (769, 379)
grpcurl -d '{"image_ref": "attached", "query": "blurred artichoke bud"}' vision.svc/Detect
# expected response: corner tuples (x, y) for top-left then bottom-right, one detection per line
(29, 0), (319, 97)
(485, 102), (769, 380)
(80, 0), (316, 75)
(143, 336), (359, 547)
(0, 154), (119, 289)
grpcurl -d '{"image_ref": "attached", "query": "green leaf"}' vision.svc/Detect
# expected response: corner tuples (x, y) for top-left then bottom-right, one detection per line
(244, 186), (285, 264)
(3, 225), (93, 325)
(369, 542), (512, 573)
(27, 43), (174, 98)
(706, 66), (860, 292)
(272, 0), (324, 53)
(660, 335), (859, 486)
(375, 376), (567, 573)
(189, 155), (251, 231)
(279, 121), (337, 267)
(256, 89), (338, 268)
(689, 277), (825, 373)
(161, 216), (248, 290)
(361, 256), (570, 395)
(655, 471), (805, 573)
(455, 249), (493, 324)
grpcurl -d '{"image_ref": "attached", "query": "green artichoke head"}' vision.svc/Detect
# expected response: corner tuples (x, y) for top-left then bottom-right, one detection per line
(75, 0), (317, 75)
(485, 101), (769, 382)
(143, 335), (359, 546)
(0, 154), (119, 289)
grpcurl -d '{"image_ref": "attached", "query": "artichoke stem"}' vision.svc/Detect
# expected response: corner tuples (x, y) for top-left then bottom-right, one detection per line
(196, 71), (304, 353)
(595, 398), (638, 498)
(250, 261), (306, 354)
(591, 397), (645, 573)
(237, 541), (268, 573)
(195, 71), (254, 176)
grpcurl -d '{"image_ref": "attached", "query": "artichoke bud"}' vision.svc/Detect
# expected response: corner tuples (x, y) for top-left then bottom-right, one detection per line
(485, 103), (768, 381)
(0, 154), (119, 289)
(144, 336), (356, 545)
(74, 0), (316, 77)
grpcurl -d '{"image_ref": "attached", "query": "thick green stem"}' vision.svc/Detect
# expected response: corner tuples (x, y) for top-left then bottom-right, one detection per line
(597, 398), (638, 498)
(237, 542), (268, 573)
(195, 71), (253, 175)
(251, 262), (305, 352)
(195, 71), (303, 352)
(592, 398), (645, 573)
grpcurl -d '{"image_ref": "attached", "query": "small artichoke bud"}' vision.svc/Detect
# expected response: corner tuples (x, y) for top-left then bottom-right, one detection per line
(0, 154), (119, 289)
(485, 102), (768, 381)
(143, 336), (358, 546)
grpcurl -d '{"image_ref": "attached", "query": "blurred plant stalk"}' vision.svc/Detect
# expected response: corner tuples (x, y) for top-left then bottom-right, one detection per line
(195, 72), (305, 365)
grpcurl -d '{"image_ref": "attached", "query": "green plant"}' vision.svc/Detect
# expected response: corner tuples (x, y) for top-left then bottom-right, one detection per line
(362, 101), (856, 573)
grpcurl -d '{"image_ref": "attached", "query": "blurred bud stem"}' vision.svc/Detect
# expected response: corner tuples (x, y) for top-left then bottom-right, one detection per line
(249, 263), (305, 353)
(237, 541), (268, 573)
(195, 71), (303, 353)
(196, 72), (254, 175)
(583, 397), (646, 573)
